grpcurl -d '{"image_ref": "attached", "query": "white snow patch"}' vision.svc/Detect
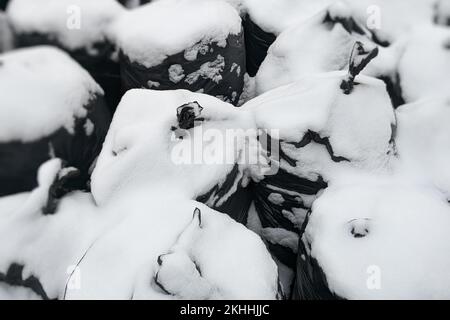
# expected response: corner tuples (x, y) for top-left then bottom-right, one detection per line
(398, 26), (450, 103)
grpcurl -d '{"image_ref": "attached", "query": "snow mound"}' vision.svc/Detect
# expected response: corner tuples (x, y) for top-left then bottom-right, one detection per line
(7, 0), (125, 51)
(91, 89), (255, 206)
(112, 0), (242, 68)
(0, 46), (103, 142)
(398, 26), (450, 103)
(306, 178), (450, 299)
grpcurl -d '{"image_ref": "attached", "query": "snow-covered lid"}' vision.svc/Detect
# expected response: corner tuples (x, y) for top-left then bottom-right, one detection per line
(398, 26), (450, 103)
(245, 71), (395, 166)
(7, 0), (125, 51)
(306, 179), (450, 299)
(0, 46), (103, 142)
(112, 0), (242, 68)
(91, 89), (254, 206)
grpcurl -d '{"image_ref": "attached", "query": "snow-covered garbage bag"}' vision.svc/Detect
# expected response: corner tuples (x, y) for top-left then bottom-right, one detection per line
(256, 2), (407, 108)
(0, 46), (110, 196)
(0, 159), (279, 299)
(0, 11), (13, 53)
(0, 0), (8, 10)
(397, 26), (450, 103)
(113, 0), (246, 106)
(242, 0), (335, 76)
(434, 0), (450, 26)
(91, 89), (257, 224)
(7, 0), (126, 111)
(243, 45), (396, 271)
(294, 175), (450, 299)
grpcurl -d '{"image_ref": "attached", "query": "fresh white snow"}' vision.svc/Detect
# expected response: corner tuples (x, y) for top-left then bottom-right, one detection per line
(0, 46), (103, 142)
(112, 0), (242, 68)
(7, 0), (125, 51)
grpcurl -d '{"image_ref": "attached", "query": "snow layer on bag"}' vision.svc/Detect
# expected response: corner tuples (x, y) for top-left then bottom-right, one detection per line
(91, 89), (255, 213)
(255, 3), (402, 95)
(0, 46), (103, 142)
(244, 0), (335, 35)
(0, 11), (13, 53)
(398, 26), (450, 103)
(7, 0), (125, 51)
(305, 176), (450, 299)
(0, 159), (278, 300)
(396, 95), (450, 199)
(112, 0), (242, 68)
(346, 0), (436, 44)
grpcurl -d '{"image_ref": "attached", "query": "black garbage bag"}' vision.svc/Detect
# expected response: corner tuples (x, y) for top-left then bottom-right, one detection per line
(0, 47), (110, 197)
(0, 11), (13, 53)
(13, 34), (122, 113)
(242, 14), (276, 77)
(115, 0), (246, 106)
(7, 0), (125, 112)
(291, 213), (341, 300)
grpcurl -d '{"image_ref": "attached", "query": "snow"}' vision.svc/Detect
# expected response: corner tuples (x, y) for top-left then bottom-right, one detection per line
(0, 284), (42, 300)
(0, 11), (13, 53)
(398, 26), (450, 103)
(254, 1), (414, 95)
(244, 71), (395, 180)
(112, 0), (242, 68)
(396, 95), (450, 199)
(0, 46), (103, 142)
(305, 176), (450, 299)
(244, 0), (335, 35)
(0, 159), (102, 299)
(7, 0), (125, 51)
(0, 156), (278, 299)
